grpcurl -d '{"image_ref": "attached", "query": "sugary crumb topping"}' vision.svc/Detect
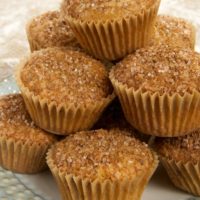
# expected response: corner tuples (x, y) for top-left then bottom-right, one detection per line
(151, 15), (195, 49)
(61, 0), (157, 21)
(112, 45), (200, 95)
(155, 130), (200, 164)
(20, 48), (112, 106)
(0, 94), (57, 144)
(28, 11), (77, 49)
(51, 129), (154, 181)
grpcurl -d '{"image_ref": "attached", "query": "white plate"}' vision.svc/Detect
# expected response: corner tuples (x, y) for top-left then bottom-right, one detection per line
(0, 164), (198, 200)
(0, 77), (199, 200)
(16, 166), (200, 200)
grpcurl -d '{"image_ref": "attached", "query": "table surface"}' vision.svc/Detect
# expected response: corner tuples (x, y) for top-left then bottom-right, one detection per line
(0, 0), (200, 200)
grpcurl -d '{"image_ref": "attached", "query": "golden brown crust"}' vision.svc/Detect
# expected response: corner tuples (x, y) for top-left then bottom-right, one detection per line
(0, 94), (57, 144)
(151, 15), (196, 49)
(19, 48), (113, 106)
(27, 11), (77, 50)
(155, 130), (200, 164)
(61, 0), (158, 22)
(112, 45), (200, 96)
(50, 129), (155, 181)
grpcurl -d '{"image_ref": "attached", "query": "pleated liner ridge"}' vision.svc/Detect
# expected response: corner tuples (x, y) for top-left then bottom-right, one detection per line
(0, 136), (48, 174)
(161, 157), (200, 196)
(65, 0), (160, 61)
(46, 149), (159, 200)
(109, 72), (200, 137)
(15, 59), (115, 135)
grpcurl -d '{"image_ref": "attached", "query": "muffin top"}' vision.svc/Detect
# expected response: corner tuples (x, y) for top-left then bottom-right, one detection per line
(111, 45), (200, 96)
(155, 130), (200, 164)
(28, 11), (77, 49)
(61, 0), (158, 22)
(50, 129), (155, 181)
(19, 48), (112, 106)
(151, 15), (195, 49)
(0, 94), (57, 144)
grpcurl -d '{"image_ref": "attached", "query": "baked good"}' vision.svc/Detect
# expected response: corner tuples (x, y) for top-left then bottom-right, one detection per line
(94, 99), (133, 130)
(0, 94), (57, 174)
(110, 45), (200, 137)
(151, 15), (196, 49)
(94, 99), (151, 143)
(16, 47), (114, 135)
(61, 0), (160, 60)
(155, 130), (200, 196)
(26, 11), (78, 52)
(47, 129), (158, 200)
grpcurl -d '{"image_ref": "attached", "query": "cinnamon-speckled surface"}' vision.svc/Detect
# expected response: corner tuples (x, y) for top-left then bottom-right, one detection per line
(0, 0), (200, 199)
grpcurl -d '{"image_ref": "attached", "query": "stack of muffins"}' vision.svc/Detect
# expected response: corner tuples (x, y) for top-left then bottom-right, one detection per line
(0, 0), (200, 199)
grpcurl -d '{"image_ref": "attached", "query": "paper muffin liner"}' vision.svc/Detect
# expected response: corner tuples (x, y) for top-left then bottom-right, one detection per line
(65, 0), (160, 61)
(46, 149), (158, 200)
(16, 58), (115, 136)
(160, 157), (200, 196)
(110, 72), (200, 137)
(0, 136), (49, 174)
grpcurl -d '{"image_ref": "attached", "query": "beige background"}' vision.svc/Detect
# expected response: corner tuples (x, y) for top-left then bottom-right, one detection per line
(0, 0), (200, 80)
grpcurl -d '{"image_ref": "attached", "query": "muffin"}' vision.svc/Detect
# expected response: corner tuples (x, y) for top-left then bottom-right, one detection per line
(94, 99), (133, 130)
(151, 15), (196, 49)
(94, 99), (151, 143)
(26, 11), (78, 52)
(16, 47), (114, 135)
(47, 129), (158, 200)
(61, 0), (161, 61)
(110, 45), (200, 137)
(155, 130), (200, 196)
(0, 94), (57, 174)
